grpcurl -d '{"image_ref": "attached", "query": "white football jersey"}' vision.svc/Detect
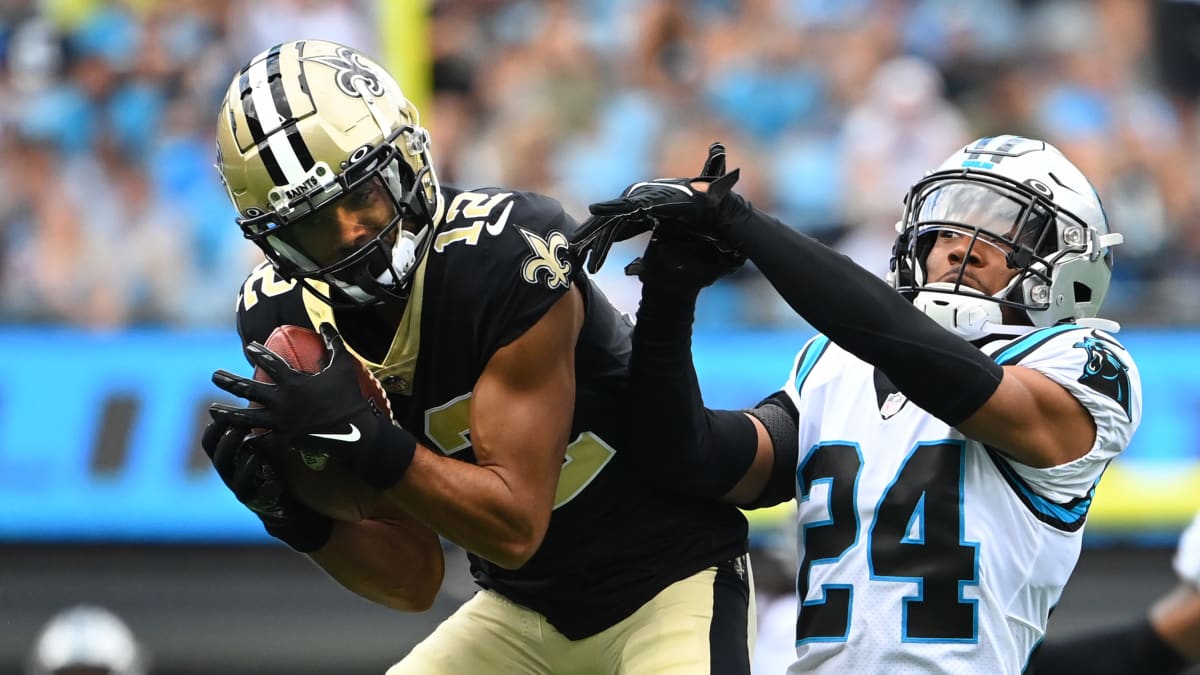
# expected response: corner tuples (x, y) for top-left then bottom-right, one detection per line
(780, 325), (1141, 675)
(1173, 511), (1200, 588)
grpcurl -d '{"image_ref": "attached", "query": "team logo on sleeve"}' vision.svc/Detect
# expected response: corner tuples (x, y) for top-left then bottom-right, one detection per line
(519, 229), (572, 289)
(1073, 333), (1132, 421)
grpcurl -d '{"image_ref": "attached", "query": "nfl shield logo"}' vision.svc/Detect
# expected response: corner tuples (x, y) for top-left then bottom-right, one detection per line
(880, 392), (908, 420)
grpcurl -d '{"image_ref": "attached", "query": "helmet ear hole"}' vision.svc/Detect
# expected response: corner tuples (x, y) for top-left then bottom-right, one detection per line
(1074, 282), (1092, 304)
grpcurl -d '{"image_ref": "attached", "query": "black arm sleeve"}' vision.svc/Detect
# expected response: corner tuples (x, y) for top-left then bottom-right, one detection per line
(629, 281), (759, 498)
(1030, 618), (1188, 675)
(722, 204), (1004, 427)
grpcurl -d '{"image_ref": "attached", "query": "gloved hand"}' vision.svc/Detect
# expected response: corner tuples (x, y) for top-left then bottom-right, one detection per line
(201, 414), (333, 552)
(572, 142), (741, 274)
(208, 323), (416, 490)
(624, 224), (746, 293)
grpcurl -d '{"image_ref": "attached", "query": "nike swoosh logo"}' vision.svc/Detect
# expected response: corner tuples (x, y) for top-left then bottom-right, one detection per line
(309, 424), (361, 443)
(629, 180), (694, 195)
(486, 201), (514, 235)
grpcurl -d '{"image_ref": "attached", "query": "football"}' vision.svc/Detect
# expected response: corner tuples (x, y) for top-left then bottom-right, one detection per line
(252, 324), (396, 523)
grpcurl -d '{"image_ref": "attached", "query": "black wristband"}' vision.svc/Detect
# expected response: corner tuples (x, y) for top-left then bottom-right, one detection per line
(360, 423), (418, 490)
(722, 201), (1003, 427)
(264, 512), (334, 554)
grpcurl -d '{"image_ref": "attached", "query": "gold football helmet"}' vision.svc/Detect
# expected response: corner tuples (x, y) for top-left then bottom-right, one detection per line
(215, 39), (443, 306)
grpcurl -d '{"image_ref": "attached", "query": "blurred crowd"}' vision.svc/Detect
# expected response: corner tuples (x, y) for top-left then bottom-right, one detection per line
(2, 0), (1199, 329)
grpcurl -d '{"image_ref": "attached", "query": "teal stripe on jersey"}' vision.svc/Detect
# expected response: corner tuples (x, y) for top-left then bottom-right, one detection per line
(992, 324), (1082, 365)
(792, 335), (831, 396)
(988, 451), (1095, 531)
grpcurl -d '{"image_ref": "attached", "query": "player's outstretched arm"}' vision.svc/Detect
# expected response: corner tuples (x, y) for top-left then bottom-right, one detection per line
(715, 203), (1107, 467)
(602, 148), (798, 508)
(583, 164), (1000, 435)
(586, 165), (1101, 467)
(626, 233), (799, 507)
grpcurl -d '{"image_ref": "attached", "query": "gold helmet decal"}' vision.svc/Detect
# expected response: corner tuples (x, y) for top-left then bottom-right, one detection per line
(215, 40), (443, 306)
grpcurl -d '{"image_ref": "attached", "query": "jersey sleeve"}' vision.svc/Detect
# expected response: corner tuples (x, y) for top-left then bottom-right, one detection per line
(1174, 511), (1200, 588)
(996, 327), (1143, 503)
(233, 261), (312, 364)
(438, 189), (581, 363)
(781, 335), (832, 407)
(781, 334), (837, 451)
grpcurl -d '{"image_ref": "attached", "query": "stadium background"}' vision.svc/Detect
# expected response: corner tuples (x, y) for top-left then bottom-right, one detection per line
(0, 0), (1198, 672)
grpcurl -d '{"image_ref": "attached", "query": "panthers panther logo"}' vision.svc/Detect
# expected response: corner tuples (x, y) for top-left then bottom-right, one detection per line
(1073, 333), (1132, 421)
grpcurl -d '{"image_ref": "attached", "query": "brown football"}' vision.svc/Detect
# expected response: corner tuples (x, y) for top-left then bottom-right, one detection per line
(252, 324), (396, 522)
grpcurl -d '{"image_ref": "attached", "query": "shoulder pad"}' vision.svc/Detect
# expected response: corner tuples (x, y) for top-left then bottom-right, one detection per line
(992, 325), (1139, 426)
(235, 262), (311, 347)
(431, 189), (577, 292)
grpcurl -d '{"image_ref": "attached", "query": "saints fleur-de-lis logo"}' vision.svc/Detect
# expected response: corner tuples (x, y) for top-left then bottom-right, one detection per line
(520, 229), (572, 289)
(300, 46), (385, 99)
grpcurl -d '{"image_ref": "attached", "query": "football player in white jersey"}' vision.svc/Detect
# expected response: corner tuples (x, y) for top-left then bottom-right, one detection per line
(1033, 510), (1200, 674)
(573, 136), (1142, 673)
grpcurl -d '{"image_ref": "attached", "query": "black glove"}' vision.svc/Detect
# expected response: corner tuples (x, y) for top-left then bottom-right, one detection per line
(572, 142), (739, 274)
(624, 225), (746, 293)
(201, 414), (333, 553)
(208, 323), (416, 490)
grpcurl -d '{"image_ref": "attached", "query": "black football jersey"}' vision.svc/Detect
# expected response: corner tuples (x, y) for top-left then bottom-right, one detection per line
(235, 186), (748, 639)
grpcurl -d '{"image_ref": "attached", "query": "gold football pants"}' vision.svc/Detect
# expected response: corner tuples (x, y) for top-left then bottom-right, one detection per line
(387, 554), (756, 675)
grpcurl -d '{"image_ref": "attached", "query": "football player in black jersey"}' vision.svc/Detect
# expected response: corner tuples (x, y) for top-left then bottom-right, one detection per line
(199, 40), (756, 674)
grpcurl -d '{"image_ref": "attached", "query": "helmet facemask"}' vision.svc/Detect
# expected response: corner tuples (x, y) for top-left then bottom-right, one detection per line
(892, 172), (1101, 336)
(238, 126), (436, 307)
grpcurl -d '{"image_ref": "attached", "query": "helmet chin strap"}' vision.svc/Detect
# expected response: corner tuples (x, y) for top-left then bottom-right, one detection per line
(324, 233), (419, 307)
(912, 282), (1032, 340)
(913, 282), (1123, 338)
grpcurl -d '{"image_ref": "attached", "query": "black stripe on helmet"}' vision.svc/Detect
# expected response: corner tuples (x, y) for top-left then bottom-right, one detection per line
(266, 44), (315, 170)
(239, 65), (286, 185)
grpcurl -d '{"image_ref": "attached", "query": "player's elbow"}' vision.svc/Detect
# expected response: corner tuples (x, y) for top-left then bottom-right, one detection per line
(484, 512), (548, 569)
(487, 531), (543, 570)
(404, 585), (441, 613)
(377, 588), (438, 613)
(378, 560), (445, 612)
